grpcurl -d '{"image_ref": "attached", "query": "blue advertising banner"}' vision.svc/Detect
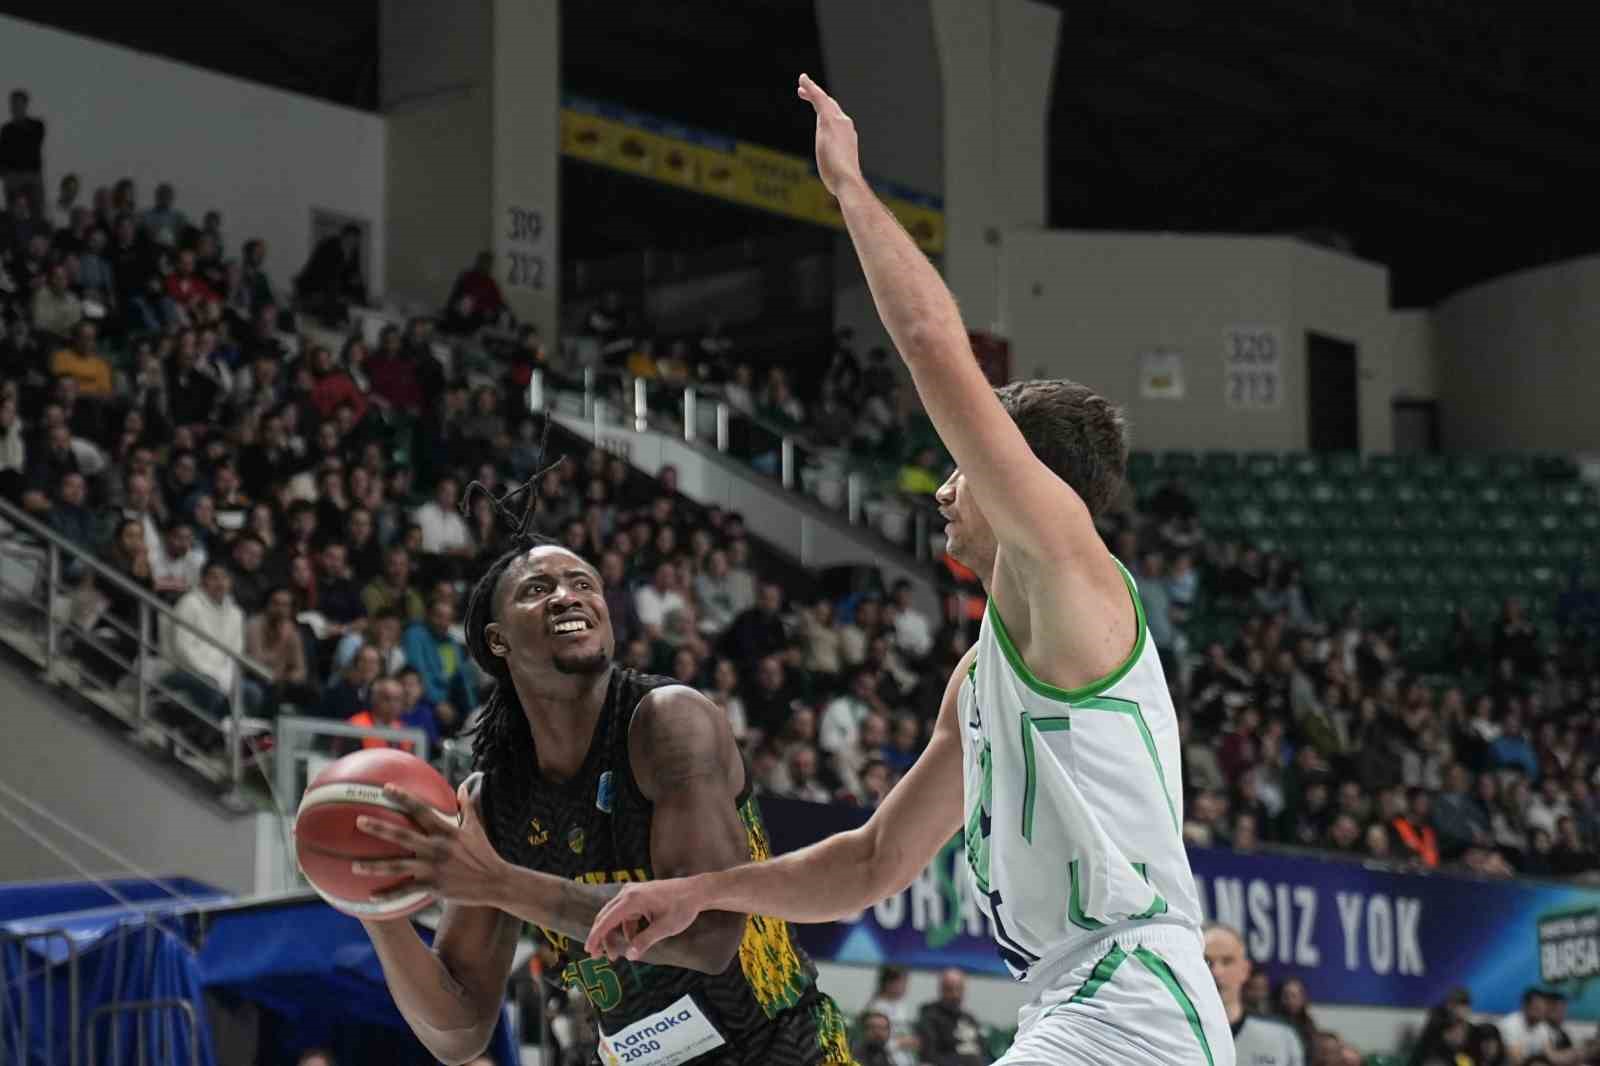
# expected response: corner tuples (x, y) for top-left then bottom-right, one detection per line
(759, 797), (1600, 1018)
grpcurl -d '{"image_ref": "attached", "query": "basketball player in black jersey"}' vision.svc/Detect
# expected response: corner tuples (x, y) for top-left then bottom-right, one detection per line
(352, 474), (856, 1066)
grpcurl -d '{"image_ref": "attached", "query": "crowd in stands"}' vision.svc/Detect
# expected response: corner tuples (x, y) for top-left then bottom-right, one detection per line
(12, 83), (1600, 1066)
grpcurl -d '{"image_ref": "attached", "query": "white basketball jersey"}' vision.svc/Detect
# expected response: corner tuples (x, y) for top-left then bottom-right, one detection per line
(956, 558), (1201, 981)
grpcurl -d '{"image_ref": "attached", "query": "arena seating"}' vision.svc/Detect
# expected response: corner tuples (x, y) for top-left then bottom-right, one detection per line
(7, 161), (1598, 1064)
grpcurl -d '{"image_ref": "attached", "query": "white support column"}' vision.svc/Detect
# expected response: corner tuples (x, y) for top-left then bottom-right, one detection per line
(931, 0), (1060, 336)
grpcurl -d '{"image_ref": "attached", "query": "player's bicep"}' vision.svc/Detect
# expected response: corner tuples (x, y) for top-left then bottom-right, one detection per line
(634, 689), (750, 877)
(432, 901), (520, 1016)
(860, 648), (971, 896)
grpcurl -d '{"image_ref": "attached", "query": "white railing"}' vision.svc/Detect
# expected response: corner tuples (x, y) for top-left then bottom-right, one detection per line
(534, 366), (945, 564)
(0, 498), (274, 810)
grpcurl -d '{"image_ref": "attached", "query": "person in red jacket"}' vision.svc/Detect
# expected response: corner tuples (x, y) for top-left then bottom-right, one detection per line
(307, 341), (368, 423)
(1392, 787), (1440, 868)
(164, 247), (216, 312)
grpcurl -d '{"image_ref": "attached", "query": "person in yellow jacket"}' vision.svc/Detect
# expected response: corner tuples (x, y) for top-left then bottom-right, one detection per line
(49, 320), (113, 397)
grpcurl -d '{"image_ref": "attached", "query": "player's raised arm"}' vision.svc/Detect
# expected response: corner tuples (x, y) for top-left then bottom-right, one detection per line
(798, 73), (1104, 565)
(585, 648), (972, 962)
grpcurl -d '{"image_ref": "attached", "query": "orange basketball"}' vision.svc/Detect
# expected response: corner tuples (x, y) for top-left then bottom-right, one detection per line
(293, 749), (459, 920)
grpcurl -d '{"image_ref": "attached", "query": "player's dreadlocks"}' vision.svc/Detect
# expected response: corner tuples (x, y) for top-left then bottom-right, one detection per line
(459, 416), (566, 777)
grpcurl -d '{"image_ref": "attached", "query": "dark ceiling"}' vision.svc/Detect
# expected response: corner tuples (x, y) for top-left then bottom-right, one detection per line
(9, 0), (1600, 305)
(1045, 0), (1600, 305)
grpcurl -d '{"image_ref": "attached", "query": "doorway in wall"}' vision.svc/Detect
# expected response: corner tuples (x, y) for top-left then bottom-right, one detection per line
(1392, 399), (1439, 453)
(1306, 331), (1360, 452)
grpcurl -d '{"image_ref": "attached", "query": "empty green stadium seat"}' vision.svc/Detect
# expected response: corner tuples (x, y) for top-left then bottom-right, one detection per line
(1285, 453), (1323, 478)
(1244, 453), (1281, 478)
(1328, 453), (1362, 478)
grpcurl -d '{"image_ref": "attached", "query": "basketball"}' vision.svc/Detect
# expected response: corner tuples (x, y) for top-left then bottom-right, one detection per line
(294, 749), (459, 921)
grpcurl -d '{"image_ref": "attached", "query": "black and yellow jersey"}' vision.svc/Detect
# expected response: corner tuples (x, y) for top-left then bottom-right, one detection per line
(479, 666), (856, 1066)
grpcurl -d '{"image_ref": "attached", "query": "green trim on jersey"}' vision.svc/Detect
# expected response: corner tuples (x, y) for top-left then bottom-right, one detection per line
(1077, 696), (1179, 834)
(1065, 943), (1127, 1007)
(1067, 860), (1104, 931)
(1133, 947), (1216, 1066)
(1125, 862), (1170, 920)
(983, 557), (1148, 704)
(964, 738), (994, 895)
(1020, 712), (1071, 843)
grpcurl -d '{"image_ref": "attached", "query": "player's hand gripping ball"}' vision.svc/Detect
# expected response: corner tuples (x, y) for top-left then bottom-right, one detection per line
(294, 749), (460, 919)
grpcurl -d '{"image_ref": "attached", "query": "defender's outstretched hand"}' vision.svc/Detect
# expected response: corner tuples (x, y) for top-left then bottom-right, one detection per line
(797, 73), (864, 197)
(585, 877), (711, 963)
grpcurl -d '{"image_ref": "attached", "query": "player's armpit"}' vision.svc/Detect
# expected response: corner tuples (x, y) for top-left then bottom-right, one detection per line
(628, 686), (754, 972)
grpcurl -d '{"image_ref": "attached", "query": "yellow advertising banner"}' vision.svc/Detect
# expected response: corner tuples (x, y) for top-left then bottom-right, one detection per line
(559, 101), (944, 255)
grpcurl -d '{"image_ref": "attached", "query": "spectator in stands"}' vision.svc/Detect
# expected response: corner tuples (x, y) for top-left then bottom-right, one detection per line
(1267, 977), (1319, 1058)
(361, 545), (426, 623)
(698, 657), (749, 747)
(25, 422), (79, 503)
(347, 676), (414, 752)
(397, 667), (450, 745)
(166, 331), (222, 434)
(741, 654), (799, 744)
(141, 182), (188, 242)
(887, 580), (933, 661)
(873, 712), (917, 776)
(1391, 787), (1440, 868)
(634, 561), (688, 641)
(234, 238), (277, 317)
(46, 470), (94, 556)
(294, 223), (366, 324)
(333, 607), (407, 679)
(794, 598), (843, 687)
(314, 540), (368, 646)
(853, 1010), (895, 1066)
(724, 581), (792, 665)
(819, 667), (885, 760)
(693, 549), (743, 638)
(897, 446), (943, 495)
(835, 714), (890, 803)
(0, 90), (45, 212)
(412, 476), (473, 559)
(781, 744), (830, 804)
(1499, 987), (1554, 1064)
(916, 969), (989, 1066)
(226, 535), (271, 614)
(863, 965), (919, 1066)
(1491, 711), (1539, 780)
(245, 587), (312, 716)
(442, 251), (507, 334)
(150, 519), (206, 600)
(403, 595), (476, 720)
(32, 263), (82, 338)
(165, 561), (248, 720)
(324, 643), (382, 722)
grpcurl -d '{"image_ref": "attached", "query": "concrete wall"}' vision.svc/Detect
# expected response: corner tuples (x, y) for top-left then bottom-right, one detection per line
(0, 14), (387, 298)
(0, 662), (261, 895)
(1432, 255), (1600, 452)
(1000, 230), (1406, 452)
(379, 0), (493, 314)
(1389, 309), (1436, 401)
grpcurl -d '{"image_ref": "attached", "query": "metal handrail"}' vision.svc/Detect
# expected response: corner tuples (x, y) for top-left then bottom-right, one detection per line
(0, 498), (273, 680)
(541, 367), (947, 562)
(0, 496), (274, 806)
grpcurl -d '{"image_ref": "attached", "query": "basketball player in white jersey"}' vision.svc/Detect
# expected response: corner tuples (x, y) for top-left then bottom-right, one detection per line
(585, 74), (1232, 1065)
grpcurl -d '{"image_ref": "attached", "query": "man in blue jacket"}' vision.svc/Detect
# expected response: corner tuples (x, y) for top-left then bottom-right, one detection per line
(402, 595), (478, 726)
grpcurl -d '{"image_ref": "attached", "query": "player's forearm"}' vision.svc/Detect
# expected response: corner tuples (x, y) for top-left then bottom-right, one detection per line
(492, 866), (739, 973)
(691, 826), (884, 924)
(360, 919), (497, 1065)
(835, 178), (972, 379)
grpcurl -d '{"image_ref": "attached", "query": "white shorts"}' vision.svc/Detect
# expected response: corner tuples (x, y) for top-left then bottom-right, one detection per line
(1000, 926), (1234, 1066)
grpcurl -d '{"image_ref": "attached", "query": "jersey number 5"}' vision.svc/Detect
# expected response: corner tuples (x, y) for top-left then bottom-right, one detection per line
(565, 956), (623, 1012)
